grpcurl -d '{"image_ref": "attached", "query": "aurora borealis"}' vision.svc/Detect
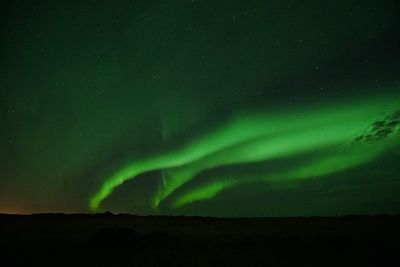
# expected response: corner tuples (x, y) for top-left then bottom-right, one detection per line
(90, 97), (400, 211)
(1, 0), (399, 216)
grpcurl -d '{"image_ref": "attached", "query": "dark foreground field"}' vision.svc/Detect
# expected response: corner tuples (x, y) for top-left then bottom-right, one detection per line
(0, 213), (399, 266)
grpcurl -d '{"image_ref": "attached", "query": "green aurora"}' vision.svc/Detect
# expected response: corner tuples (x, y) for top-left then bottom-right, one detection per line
(90, 95), (400, 211)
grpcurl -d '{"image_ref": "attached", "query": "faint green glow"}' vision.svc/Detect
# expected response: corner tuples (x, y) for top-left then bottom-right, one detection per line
(286, 146), (381, 180)
(90, 95), (399, 211)
(172, 179), (240, 208)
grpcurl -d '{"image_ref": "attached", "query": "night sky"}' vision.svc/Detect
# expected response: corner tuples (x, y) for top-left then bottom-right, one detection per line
(1, 0), (399, 216)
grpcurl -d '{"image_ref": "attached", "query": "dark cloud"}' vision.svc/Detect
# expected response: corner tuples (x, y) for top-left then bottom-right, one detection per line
(353, 110), (400, 143)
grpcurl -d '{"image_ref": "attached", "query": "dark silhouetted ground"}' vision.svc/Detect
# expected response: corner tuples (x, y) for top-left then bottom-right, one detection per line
(0, 213), (399, 266)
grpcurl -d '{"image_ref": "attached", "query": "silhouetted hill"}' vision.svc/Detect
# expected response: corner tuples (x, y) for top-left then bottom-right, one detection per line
(0, 213), (399, 266)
